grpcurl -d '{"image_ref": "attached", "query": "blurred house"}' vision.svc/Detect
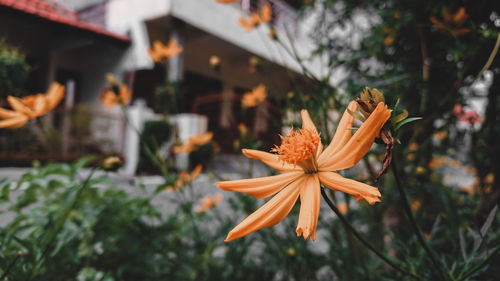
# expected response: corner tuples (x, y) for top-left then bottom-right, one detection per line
(0, 0), (321, 167)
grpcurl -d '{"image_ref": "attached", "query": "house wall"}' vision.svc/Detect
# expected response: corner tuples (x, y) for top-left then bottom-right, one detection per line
(105, 0), (325, 79)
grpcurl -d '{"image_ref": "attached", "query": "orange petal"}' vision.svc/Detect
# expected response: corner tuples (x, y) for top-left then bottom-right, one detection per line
(225, 177), (302, 242)
(242, 149), (301, 172)
(300, 109), (323, 157)
(296, 174), (321, 240)
(0, 108), (22, 119)
(260, 3), (272, 23)
(216, 171), (303, 199)
(319, 171), (381, 205)
(7, 96), (36, 118)
(318, 102), (391, 171)
(32, 95), (48, 117)
(100, 91), (119, 109)
(0, 115), (29, 129)
(45, 82), (65, 110)
(119, 85), (132, 105)
(318, 101), (357, 163)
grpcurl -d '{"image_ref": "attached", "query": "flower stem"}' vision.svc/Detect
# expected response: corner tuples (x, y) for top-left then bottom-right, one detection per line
(321, 187), (422, 280)
(457, 245), (500, 281)
(1, 251), (22, 280)
(391, 158), (447, 280)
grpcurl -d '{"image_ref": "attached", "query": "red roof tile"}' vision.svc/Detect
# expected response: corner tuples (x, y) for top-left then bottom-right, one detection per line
(0, 0), (129, 42)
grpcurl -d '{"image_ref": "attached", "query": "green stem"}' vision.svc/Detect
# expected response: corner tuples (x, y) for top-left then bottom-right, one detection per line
(1, 251), (22, 280)
(321, 187), (422, 280)
(391, 158), (447, 280)
(457, 245), (500, 281)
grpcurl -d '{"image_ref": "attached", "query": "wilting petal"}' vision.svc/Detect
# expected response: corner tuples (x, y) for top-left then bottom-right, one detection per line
(319, 102), (391, 171)
(225, 177), (302, 241)
(216, 171), (303, 199)
(296, 174), (321, 240)
(242, 149), (301, 172)
(0, 115), (29, 129)
(318, 101), (356, 163)
(319, 172), (381, 205)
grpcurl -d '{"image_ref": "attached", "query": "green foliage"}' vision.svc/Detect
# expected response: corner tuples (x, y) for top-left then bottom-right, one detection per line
(0, 40), (30, 98)
(136, 120), (172, 174)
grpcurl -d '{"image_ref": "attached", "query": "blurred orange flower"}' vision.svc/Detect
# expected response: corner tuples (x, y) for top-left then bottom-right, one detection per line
(195, 193), (223, 213)
(238, 3), (272, 32)
(217, 101), (391, 241)
(173, 132), (213, 154)
(430, 7), (470, 36)
(0, 82), (65, 129)
(166, 164), (203, 191)
(100, 84), (132, 109)
(337, 202), (348, 215)
(148, 39), (183, 63)
(242, 84), (267, 107)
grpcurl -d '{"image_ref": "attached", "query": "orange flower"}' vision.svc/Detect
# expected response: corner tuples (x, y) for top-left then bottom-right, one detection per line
(241, 84), (267, 107)
(148, 39), (183, 62)
(238, 4), (272, 32)
(428, 156), (448, 170)
(148, 39), (183, 63)
(216, 101), (391, 241)
(166, 165), (203, 191)
(430, 6), (470, 36)
(0, 82), (65, 129)
(337, 202), (348, 215)
(173, 132), (213, 154)
(100, 84), (132, 109)
(195, 193), (223, 213)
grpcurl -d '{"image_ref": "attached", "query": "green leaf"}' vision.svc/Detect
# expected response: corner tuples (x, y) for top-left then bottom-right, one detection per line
(480, 205), (498, 237)
(391, 109), (408, 124)
(394, 117), (422, 131)
(72, 156), (96, 173)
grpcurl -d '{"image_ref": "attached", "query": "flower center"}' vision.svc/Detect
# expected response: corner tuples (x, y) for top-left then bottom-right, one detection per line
(272, 128), (321, 173)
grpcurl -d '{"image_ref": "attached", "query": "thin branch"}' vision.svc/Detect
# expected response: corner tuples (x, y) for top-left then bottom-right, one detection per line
(392, 158), (447, 280)
(321, 187), (422, 280)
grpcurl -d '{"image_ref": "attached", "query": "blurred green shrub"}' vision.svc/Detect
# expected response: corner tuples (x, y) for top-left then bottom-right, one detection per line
(0, 40), (30, 99)
(136, 120), (172, 174)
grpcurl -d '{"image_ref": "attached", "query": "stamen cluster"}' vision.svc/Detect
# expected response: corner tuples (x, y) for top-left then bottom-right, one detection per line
(272, 128), (320, 166)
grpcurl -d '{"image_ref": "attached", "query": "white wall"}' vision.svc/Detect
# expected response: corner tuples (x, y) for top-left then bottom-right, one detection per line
(105, 0), (326, 80)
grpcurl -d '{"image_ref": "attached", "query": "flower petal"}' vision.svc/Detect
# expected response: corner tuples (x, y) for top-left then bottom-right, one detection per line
(319, 171), (381, 205)
(318, 101), (357, 163)
(216, 171), (303, 199)
(319, 102), (391, 171)
(225, 177), (302, 242)
(0, 115), (29, 129)
(7, 96), (36, 118)
(301, 109), (323, 158)
(296, 174), (321, 240)
(45, 82), (65, 110)
(0, 108), (22, 119)
(32, 94), (48, 117)
(242, 149), (300, 172)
